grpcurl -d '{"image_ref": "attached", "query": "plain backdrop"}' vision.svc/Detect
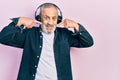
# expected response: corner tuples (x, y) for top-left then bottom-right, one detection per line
(0, 0), (120, 80)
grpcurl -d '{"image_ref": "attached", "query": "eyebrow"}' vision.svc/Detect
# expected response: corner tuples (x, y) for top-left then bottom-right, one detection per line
(44, 15), (57, 18)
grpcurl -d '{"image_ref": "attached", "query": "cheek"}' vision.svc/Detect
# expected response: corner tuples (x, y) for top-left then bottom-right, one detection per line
(42, 20), (48, 24)
(54, 22), (57, 25)
(54, 20), (58, 25)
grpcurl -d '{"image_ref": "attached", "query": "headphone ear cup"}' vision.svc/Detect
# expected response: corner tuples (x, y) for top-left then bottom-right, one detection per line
(35, 15), (41, 21)
(57, 16), (62, 24)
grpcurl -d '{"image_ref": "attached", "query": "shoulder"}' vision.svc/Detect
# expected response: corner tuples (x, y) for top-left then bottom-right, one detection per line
(26, 26), (39, 32)
(56, 27), (73, 34)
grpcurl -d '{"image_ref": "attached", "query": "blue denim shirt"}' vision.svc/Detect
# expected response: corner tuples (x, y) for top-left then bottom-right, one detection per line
(0, 18), (93, 80)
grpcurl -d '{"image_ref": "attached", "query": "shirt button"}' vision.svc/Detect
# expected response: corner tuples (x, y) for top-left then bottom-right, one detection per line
(33, 74), (35, 77)
(40, 36), (42, 38)
(39, 46), (42, 48)
(39, 30), (42, 33)
(37, 56), (39, 58)
(35, 65), (37, 68)
(80, 33), (82, 35)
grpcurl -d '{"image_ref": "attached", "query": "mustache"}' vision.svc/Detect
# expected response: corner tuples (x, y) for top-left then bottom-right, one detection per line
(44, 24), (55, 27)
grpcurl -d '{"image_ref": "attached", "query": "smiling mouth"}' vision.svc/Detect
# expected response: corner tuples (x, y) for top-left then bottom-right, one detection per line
(46, 26), (52, 30)
(45, 24), (54, 30)
(45, 24), (54, 27)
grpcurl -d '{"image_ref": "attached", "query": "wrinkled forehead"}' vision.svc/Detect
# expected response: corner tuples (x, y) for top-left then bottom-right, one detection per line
(41, 6), (58, 16)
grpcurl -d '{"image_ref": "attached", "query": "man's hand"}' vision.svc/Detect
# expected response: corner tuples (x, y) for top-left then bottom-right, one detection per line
(59, 19), (79, 31)
(17, 17), (42, 28)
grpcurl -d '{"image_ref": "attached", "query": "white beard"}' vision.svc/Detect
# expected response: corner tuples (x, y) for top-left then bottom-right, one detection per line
(41, 24), (56, 34)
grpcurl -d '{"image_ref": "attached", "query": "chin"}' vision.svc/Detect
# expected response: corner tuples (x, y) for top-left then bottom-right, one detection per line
(41, 25), (56, 34)
(42, 29), (55, 34)
(46, 30), (54, 34)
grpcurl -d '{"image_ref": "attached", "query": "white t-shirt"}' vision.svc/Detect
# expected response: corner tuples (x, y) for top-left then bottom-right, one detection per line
(35, 32), (57, 80)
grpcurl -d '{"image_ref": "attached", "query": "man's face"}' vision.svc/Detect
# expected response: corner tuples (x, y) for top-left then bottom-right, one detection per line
(41, 6), (58, 33)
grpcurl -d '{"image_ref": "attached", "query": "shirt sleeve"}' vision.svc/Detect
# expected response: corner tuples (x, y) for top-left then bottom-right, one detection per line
(69, 23), (94, 48)
(0, 18), (28, 48)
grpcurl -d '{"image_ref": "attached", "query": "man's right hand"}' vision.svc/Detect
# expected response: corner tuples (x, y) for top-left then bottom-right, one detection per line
(17, 17), (42, 28)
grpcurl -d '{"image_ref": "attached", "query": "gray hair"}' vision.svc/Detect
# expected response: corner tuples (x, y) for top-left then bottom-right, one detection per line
(39, 3), (58, 15)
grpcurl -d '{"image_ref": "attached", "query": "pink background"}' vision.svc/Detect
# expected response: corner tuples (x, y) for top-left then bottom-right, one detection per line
(0, 0), (120, 80)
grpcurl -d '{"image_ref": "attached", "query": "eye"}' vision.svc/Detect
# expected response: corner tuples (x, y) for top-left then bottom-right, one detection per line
(44, 16), (49, 20)
(53, 17), (57, 21)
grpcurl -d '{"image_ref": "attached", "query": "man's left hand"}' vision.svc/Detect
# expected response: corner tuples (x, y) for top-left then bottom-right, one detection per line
(59, 19), (79, 31)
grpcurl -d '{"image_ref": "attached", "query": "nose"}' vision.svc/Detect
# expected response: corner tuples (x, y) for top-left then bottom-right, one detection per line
(48, 19), (53, 25)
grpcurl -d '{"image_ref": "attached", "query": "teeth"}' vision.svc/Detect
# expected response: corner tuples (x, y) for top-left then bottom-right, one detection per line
(46, 26), (52, 27)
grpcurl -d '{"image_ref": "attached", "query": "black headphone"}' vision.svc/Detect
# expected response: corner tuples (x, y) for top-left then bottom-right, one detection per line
(35, 3), (63, 24)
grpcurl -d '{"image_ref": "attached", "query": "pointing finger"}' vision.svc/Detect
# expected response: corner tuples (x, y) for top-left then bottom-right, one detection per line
(34, 20), (42, 24)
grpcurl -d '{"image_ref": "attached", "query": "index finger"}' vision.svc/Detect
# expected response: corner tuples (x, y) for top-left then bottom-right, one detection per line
(34, 20), (42, 24)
